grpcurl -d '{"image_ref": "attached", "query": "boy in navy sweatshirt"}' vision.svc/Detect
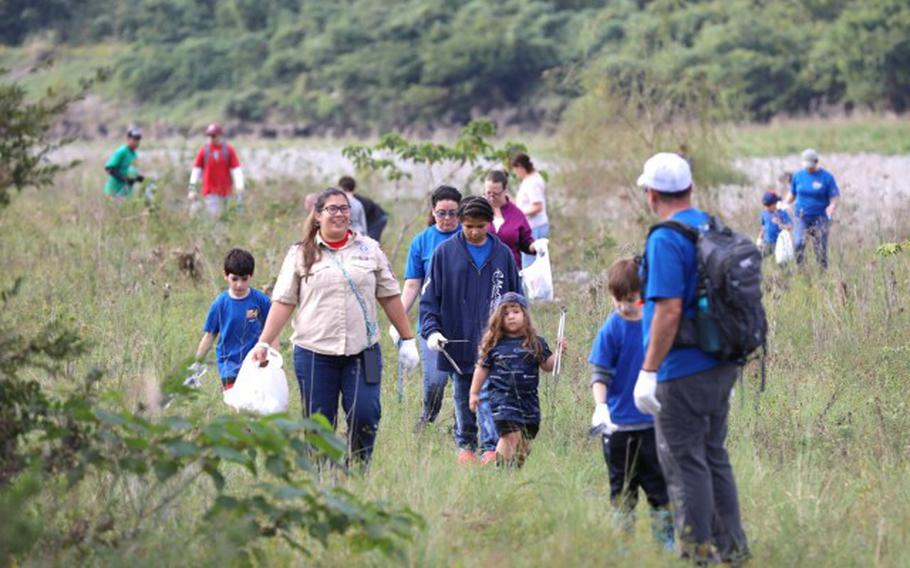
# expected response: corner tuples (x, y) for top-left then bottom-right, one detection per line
(589, 257), (673, 549)
(420, 196), (521, 464)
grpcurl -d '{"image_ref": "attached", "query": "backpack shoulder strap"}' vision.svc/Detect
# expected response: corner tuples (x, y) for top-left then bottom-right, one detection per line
(203, 143), (211, 168)
(647, 219), (699, 242)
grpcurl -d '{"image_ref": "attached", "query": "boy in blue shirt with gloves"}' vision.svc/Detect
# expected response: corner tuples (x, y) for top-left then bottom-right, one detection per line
(758, 191), (792, 257)
(589, 257), (673, 548)
(192, 248), (271, 390)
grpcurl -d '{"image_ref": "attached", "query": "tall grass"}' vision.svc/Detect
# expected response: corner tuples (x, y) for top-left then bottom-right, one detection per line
(3, 150), (910, 566)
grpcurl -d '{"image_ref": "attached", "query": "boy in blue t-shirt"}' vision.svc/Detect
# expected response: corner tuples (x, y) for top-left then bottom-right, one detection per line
(588, 257), (673, 548)
(758, 191), (792, 257)
(192, 248), (271, 390)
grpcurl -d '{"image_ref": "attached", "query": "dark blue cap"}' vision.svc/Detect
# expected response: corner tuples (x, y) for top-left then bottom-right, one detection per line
(495, 291), (529, 309)
(762, 191), (781, 206)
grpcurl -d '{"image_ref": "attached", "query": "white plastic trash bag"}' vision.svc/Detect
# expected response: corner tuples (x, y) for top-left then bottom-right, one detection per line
(774, 230), (795, 265)
(223, 346), (289, 415)
(521, 238), (554, 302)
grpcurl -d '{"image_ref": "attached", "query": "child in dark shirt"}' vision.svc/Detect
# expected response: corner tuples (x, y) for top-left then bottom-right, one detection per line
(469, 292), (565, 467)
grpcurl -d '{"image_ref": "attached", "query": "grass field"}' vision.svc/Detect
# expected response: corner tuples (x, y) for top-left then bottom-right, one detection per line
(3, 146), (910, 566)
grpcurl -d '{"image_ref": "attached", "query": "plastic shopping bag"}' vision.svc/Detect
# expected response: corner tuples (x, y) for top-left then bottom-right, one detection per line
(223, 346), (289, 415)
(774, 230), (795, 265)
(520, 239), (554, 302)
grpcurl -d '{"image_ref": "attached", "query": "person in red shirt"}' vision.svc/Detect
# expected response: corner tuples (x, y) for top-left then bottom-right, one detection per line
(187, 123), (245, 216)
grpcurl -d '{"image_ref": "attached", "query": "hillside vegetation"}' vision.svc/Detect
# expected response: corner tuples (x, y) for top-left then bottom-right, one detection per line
(2, 0), (910, 132)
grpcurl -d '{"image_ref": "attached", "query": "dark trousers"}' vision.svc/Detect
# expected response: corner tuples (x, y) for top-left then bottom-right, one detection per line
(655, 364), (748, 562)
(794, 215), (830, 269)
(603, 428), (674, 548)
(604, 428), (670, 510)
(367, 213), (389, 242)
(293, 345), (382, 463)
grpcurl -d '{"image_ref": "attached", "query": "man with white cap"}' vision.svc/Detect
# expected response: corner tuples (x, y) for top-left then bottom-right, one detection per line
(188, 123), (245, 216)
(634, 152), (749, 564)
(785, 148), (839, 269)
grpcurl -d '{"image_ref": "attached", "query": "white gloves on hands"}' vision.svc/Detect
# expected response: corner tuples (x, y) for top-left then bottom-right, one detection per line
(388, 324), (401, 345)
(184, 361), (207, 387)
(633, 370), (661, 416)
(398, 338), (419, 371)
(427, 332), (448, 352)
(534, 238), (549, 256)
(591, 403), (618, 436)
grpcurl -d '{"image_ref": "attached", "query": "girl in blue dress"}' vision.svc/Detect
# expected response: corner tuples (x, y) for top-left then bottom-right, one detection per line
(468, 292), (565, 466)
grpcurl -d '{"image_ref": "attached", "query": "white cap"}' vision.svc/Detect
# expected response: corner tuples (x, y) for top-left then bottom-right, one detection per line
(637, 152), (692, 193)
(801, 148), (819, 168)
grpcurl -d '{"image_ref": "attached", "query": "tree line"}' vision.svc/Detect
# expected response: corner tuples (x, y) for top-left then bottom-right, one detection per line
(2, 0), (909, 131)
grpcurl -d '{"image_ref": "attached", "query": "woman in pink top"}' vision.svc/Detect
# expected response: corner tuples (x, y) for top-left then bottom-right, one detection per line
(483, 170), (537, 269)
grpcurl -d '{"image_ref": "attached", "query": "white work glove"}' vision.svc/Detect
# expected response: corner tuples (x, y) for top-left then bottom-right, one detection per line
(591, 403), (617, 436)
(398, 338), (419, 371)
(534, 238), (549, 256)
(231, 168), (245, 194)
(184, 361), (207, 388)
(388, 324), (401, 345)
(427, 332), (448, 352)
(633, 370), (661, 415)
(187, 186), (198, 201)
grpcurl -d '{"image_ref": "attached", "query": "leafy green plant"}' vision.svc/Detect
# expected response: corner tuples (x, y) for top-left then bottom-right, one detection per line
(876, 240), (910, 257)
(343, 118), (528, 261)
(342, 119), (526, 185)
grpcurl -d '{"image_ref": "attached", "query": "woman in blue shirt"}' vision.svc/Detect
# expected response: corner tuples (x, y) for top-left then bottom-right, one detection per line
(393, 186), (462, 427)
(785, 149), (840, 269)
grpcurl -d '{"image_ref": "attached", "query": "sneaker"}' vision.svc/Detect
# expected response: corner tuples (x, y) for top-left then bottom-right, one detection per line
(457, 449), (476, 464)
(479, 450), (497, 465)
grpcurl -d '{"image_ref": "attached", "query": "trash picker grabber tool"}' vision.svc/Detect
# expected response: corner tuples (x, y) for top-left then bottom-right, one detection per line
(440, 345), (464, 375)
(554, 306), (567, 377)
(396, 360), (405, 403)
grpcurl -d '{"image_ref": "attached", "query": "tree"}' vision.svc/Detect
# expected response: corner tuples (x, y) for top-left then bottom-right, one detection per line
(0, 63), (104, 208)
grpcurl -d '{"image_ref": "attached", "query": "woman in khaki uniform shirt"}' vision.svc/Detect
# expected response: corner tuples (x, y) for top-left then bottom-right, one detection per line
(253, 188), (418, 464)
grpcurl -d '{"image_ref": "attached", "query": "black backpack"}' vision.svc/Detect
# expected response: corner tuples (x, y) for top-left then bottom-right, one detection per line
(643, 216), (767, 370)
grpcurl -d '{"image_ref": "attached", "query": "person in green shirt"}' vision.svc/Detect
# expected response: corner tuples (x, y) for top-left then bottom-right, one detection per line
(104, 128), (144, 198)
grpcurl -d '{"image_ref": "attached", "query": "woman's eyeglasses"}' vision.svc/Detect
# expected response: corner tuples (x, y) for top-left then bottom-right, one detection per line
(434, 210), (458, 218)
(321, 205), (351, 215)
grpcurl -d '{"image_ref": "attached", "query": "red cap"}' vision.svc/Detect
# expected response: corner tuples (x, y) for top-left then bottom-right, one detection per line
(205, 123), (223, 137)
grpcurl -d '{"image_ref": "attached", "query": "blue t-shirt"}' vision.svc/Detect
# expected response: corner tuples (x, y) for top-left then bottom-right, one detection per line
(482, 336), (552, 424)
(642, 208), (720, 382)
(466, 237), (494, 269)
(404, 224), (460, 280)
(791, 168), (839, 219)
(761, 209), (792, 245)
(588, 313), (653, 425)
(203, 289), (271, 379)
